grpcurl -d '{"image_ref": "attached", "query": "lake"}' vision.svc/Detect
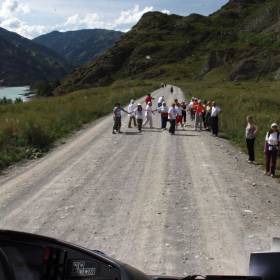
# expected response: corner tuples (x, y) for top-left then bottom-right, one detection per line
(0, 86), (31, 102)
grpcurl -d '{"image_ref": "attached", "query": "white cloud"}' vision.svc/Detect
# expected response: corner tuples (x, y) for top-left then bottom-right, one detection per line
(0, 0), (46, 38)
(0, 2), (156, 38)
(114, 4), (153, 26)
(0, 0), (30, 18)
(161, 9), (171, 15)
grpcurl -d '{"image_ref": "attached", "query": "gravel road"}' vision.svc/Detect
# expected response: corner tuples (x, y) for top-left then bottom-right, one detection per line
(1, 86), (280, 277)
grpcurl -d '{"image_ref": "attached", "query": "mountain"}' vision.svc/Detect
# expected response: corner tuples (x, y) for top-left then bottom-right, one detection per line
(0, 27), (70, 86)
(55, 0), (280, 94)
(33, 29), (123, 66)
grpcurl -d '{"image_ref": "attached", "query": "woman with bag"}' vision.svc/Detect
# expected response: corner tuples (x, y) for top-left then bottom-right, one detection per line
(264, 123), (280, 177)
(245, 116), (258, 164)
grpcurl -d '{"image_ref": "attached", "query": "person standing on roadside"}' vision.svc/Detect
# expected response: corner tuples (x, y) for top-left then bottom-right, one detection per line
(112, 103), (128, 134)
(168, 103), (177, 135)
(205, 101), (212, 131)
(135, 104), (144, 132)
(211, 101), (221, 137)
(128, 99), (136, 128)
(160, 102), (169, 130)
(264, 123), (280, 177)
(143, 102), (155, 128)
(245, 116), (258, 164)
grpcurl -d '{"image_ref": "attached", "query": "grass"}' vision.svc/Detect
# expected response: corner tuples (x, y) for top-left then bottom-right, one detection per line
(0, 79), (157, 170)
(178, 76), (280, 167)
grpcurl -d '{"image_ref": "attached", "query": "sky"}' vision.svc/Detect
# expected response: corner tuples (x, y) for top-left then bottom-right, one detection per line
(0, 0), (229, 39)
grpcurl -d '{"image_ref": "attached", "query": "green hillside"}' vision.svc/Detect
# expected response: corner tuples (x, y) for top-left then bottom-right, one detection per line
(55, 0), (280, 94)
(0, 27), (70, 86)
(33, 29), (123, 67)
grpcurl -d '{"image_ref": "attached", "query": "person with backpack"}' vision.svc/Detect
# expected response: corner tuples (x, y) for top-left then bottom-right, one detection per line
(127, 99), (136, 128)
(135, 104), (144, 132)
(112, 103), (128, 134)
(245, 116), (258, 164)
(168, 103), (177, 135)
(264, 123), (280, 177)
(210, 101), (221, 137)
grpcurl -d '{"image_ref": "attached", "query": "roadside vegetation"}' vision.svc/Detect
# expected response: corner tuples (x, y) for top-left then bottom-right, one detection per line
(178, 75), (280, 165)
(0, 80), (157, 170)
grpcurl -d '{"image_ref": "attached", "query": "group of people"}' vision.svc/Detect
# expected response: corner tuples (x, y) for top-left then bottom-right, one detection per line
(112, 93), (222, 137)
(113, 88), (280, 178)
(245, 117), (280, 178)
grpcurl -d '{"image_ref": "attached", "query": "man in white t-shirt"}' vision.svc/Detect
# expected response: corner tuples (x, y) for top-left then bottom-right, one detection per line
(143, 102), (154, 128)
(128, 99), (136, 128)
(168, 103), (177, 135)
(210, 102), (221, 136)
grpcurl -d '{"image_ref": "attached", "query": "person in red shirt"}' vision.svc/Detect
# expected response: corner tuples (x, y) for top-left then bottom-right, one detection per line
(145, 93), (154, 105)
(194, 100), (204, 131)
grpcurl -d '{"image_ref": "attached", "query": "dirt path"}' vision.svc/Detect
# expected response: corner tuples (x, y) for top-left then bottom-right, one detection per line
(0, 86), (280, 277)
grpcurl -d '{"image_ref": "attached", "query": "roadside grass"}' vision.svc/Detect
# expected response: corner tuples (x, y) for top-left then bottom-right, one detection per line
(0, 79), (157, 170)
(178, 78), (280, 167)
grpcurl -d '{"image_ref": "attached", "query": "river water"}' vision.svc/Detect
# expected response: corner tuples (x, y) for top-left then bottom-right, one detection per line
(0, 86), (31, 102)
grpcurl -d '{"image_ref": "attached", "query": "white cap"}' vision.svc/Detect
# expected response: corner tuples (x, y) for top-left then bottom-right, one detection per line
(137, 103), (141, 106)
(271, 123), (278, 128)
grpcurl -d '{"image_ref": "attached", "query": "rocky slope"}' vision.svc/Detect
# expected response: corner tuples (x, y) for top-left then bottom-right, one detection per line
(55, 0), (280, 94)
(33, 29), (123, 67)
(0, 28), (70, 86)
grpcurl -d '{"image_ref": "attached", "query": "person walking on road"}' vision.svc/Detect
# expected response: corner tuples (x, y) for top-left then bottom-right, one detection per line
(143, 102), (155, 129)
(181, 101), (187, 126)
(168, 103), (177, 135)
(145, 93), (154, 105)
(211, 101), (221, 137)
(128, 99), (136, 128)
(245, 116), (258, 164)
(176, 103), (184, 129)
(157, 96), (164, 108)
(112, 103), (128, 134)
(160, 102), (169, 130)
(264, 123), (280, 177)
(170, 86), (174, 94)
(194, 100), (204, 131)
(135, 104), (144, 132)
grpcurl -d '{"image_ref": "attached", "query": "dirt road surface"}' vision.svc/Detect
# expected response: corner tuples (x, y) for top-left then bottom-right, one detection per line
(1, 86), (280, 277)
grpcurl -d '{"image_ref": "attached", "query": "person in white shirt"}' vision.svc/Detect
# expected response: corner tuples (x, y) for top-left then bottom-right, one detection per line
(168, 103), (177, 135)
(157, 96), (164, 108)
(143, 102), (154, 129)
(175, 103), (183, 128)
(134, 104), (144, 132)
(210, 101), (221, 136)
(127, 99), (136, 128)
(264, 123), (280, 177)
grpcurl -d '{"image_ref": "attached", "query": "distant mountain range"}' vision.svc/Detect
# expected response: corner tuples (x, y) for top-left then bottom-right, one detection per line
(0, 27), (70, 86)
(33, 29), (123, 67)
(55, 0), (280, 94)
(0, 27), (123, 86)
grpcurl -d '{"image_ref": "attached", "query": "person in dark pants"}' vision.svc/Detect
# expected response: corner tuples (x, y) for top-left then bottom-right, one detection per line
(264, 123), (280, 177)
(112, 103), (128, 134)
(159, 102), (169, 130)
(210, 101), (221, 137)
(168, 103), (177, 135)
(245, 116), (258, 163)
